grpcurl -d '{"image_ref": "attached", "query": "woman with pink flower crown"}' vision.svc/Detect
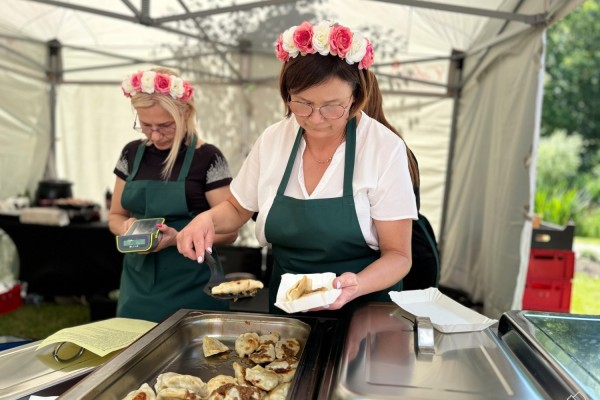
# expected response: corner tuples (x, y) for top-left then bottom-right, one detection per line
(109, 66), (237, 322)
(177, 22), (418, 318)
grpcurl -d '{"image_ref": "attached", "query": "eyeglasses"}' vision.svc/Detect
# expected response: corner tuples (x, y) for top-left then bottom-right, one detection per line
(132, 115), (176, 135)
(288, 95), (353, 120)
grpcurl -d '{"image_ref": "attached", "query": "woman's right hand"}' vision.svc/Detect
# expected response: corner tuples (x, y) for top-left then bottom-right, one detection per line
(176, 212), (215, 263)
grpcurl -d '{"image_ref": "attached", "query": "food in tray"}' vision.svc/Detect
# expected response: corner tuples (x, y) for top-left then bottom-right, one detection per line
(211, 279), (264, 297)
(122, 382), (156, 400)
(203, 336), (230, 357)
(121, 330), (301, 400)
(285, 275), (327, 301)
(235, 332), (260, 358)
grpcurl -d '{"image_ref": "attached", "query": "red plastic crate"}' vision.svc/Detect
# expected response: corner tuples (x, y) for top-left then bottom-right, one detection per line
(522, 280), (571, 313)
(526, 249), (575, 281)
(0, 283), (23, 315)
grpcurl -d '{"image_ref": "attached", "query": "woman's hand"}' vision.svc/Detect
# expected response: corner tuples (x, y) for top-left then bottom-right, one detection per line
(153, 223), (178, 252)
(122, 217), (137, 236)
(176, 212), (215, 263)
(310, 272), (361, 311)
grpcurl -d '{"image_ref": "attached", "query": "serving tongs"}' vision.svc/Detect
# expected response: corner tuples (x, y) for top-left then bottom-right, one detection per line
(392, 307), (436, 356)
(203, 252), (258, 301)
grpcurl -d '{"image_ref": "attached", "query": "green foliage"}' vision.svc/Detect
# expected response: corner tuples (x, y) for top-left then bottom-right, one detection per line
(536, 130), (582, 187)
(571, 272), (600, 315)
(542, 0), (600, 172)
(573, 207), (600, 238)
(535, 186), (582, 225)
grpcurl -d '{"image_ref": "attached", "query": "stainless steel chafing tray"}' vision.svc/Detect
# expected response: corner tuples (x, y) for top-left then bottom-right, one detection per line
(333, 302), (549, 400)
(60, 309), (342, 399)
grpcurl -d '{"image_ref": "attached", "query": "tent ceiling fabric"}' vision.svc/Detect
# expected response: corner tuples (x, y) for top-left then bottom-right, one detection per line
(0, 0), (583, 318)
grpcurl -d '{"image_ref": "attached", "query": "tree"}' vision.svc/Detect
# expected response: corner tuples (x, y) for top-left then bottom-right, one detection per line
(542, 0), (600, 171)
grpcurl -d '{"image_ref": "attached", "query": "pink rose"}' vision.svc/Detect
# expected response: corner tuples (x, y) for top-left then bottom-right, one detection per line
(130, 71), (143, 91)
(329, 25), (352, 58)
(180, 81), (194, 102)
(359, 39), (374, 70)
(154, 73), (171, 94)
(275, 35), (289, 62)
(293, 21), (314, 55)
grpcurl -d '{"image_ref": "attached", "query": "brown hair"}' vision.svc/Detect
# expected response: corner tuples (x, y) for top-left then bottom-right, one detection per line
(362, 71), (420, 187)
(130, 67), (198, 180)
(279, 54), (369, 118)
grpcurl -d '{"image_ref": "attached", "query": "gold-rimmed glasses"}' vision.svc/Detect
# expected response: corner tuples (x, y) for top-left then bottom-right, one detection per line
(288, 95), (353, 120)
(132, 114), (176, 135)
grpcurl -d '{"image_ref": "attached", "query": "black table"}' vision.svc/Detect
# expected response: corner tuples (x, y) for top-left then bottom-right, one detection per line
(0, 214), (123, 299)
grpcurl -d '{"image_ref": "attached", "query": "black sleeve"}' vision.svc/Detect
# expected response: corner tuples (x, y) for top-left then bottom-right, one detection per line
(113, 140), (143, 181)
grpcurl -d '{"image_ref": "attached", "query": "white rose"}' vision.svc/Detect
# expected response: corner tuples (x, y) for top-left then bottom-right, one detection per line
(312, 22), (331, 56)
(281, 26), (299, 58)
(121, 77), (135, 95)
(140, 71), (156, 94)
(345, 32), (368, 65)
(169, 77), (184, 99)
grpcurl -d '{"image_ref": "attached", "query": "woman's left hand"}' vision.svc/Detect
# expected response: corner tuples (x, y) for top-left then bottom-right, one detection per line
(311, 272), (360, 311)
(152, 223), (178, 252)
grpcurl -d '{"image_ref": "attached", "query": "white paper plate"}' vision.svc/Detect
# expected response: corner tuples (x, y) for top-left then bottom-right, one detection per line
(389, 288), (498, 333)
(274, 273), (342, 313)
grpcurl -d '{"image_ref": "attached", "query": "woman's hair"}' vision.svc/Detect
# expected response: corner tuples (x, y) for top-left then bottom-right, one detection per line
(279, 54), (369, 118)
(130, 67), (198, 180)
(363, 71), (420, 188)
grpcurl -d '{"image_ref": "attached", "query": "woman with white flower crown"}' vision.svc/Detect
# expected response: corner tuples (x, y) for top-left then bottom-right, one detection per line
(177, 22), (418, 317)
(109, 66), (237, 322)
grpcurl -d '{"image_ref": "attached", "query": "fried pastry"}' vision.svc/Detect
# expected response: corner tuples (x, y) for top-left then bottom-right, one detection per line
(285, 276), (311, 301)
(154, 373), (208, 399)
(156, 387), (201, 400)
(206, 375), (237, 395)
(203, 336), (230, 357)
(235, 332), (260, 358)
(275, 338), (301, 359)
(264, 382), (291, 400)
(207, 383), (264, 400)
(265, 359), (296, 383)
(232, 361), (247, 385)
(122, 382), (156, 400)
(249, 343), (276, 364)
(244, 365), (280, 391)
(211, 279), (264, 296)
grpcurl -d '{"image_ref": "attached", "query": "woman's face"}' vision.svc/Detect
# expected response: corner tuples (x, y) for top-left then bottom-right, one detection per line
(136, 104), (177, 150)
(289, 77), (354, 138)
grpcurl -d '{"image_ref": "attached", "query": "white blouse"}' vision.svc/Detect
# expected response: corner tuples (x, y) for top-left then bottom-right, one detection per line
(231, 111), (418, 249)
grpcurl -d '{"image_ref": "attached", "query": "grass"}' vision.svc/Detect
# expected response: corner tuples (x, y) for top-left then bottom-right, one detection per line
(574, 236), (600, 246)
(571, 272), (600, 315)
(0, 303), (90, 341)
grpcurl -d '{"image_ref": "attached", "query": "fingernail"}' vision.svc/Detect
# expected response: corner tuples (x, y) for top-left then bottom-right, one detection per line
(197, 256), (203, 263)
(156, 223), (163, 228)
(323, 304), (330, 309)
(336, 281), (341, 289)
(206, 247), (213, 254)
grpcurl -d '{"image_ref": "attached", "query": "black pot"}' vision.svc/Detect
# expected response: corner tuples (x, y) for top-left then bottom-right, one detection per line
(35, 179), (73, 206)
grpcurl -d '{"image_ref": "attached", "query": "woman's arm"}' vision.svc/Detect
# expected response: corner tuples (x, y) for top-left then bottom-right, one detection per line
(328, 218), (413, 310)
(107, 177), (135, 236)
(205, 185), (239, 245)
(177, 195), (254, 262)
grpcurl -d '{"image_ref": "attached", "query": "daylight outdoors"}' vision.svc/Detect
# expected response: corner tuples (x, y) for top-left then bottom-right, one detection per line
(538, 0), (600, 315)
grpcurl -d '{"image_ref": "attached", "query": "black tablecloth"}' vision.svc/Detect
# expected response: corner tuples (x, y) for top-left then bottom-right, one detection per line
(0, 214), (123, 299)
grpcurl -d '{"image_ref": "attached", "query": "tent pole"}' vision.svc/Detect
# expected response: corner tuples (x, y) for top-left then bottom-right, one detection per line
(44, 39), (62, 180)
(438, 50), (464, 256)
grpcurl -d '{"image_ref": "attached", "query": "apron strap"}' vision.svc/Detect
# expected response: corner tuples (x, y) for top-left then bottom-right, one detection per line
(128, 141), (147, 181)
(177, 135), (197, 182)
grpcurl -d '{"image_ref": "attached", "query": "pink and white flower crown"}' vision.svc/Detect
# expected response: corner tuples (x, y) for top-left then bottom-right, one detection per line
(121, 70), (194, 102)
(275, 21), (374, 70)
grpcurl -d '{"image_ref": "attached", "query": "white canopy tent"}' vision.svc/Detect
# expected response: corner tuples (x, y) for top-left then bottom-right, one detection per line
(0, 0), (583, 318)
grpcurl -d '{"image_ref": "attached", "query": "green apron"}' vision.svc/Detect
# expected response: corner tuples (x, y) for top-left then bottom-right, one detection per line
(117, 136), (227, 322)
(264, 117), (402, 316)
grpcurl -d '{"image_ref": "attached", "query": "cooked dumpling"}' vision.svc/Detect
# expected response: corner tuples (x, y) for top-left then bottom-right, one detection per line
(259, 332), (280, 345)
(244, 365), (280, 391)
(248, 343), (276, 364)
(264, 382), (291, 400)
(154, 373), (207, 398)
(235, 332), (260, 358)
(275, 339), (301, 359)
(285, 276), (311, 301)
(211, 279), (263, 296)
(203, 336), (230, 357)
(265, 359), (296, 383)
(122, 382), (156, 400)
(154, 373), (180, 393)
(232, 361), (246, 385)
(156, 387), (201, 400)
(207, 383), (264, 400)
(206, 375), (237, 395)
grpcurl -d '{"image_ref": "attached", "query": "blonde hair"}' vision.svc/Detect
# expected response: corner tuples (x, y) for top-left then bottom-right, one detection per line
(130, 67), (198, 180)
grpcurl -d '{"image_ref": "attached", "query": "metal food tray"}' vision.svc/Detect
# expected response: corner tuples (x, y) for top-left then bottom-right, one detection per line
(60, 309), (312, 399)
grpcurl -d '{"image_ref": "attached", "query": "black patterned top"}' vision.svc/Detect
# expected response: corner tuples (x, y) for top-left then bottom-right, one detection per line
(113, 139), (233, 214)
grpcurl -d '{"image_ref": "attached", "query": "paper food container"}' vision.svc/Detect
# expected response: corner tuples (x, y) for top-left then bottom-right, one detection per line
(275, 273), (342, 313)
(389, 288), (498, 333)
